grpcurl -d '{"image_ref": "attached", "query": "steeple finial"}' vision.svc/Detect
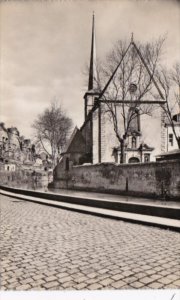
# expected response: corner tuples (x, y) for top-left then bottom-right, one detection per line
(131, 32), (134, 43)
(88, 12), (98, 91)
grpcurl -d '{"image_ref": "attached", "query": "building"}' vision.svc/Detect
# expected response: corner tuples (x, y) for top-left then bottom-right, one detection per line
(164, 113), (180, 152)
(57, 15), (179, 171)
(156, 149), (180, 161)
(0, 122), (35, 170)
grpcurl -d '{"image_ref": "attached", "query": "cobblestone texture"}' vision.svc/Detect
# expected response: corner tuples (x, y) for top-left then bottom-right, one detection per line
(0, 194), (179, 290)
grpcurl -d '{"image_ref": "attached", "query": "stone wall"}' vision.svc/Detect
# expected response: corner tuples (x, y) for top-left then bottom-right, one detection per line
(92, 109), (99, 164)
(52, 160), (180, 199)
(140, 105), (162, 160)
(100, 104), (119, 162)
(0, 169), (49, 191)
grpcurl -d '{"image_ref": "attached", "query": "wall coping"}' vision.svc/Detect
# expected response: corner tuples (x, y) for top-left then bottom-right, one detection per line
(72, 159), (180, 169)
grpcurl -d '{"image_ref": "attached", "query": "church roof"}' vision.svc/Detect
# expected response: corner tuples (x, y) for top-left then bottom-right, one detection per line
(63, 127), (86, 154)
(97, 36), (165, 104)
(63, 127), (79, 153)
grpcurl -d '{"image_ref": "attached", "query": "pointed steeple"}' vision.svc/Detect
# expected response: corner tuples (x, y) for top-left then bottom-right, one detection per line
(84, 13), (100, 120)
(88, 12), (98, 91)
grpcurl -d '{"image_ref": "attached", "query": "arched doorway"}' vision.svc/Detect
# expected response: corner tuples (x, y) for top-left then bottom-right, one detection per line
(128, 157), (140, 163)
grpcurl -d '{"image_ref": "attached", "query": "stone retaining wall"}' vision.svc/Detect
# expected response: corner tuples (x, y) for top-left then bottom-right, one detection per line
(0, 169), (49, 190)
(52, 160), (180, 199)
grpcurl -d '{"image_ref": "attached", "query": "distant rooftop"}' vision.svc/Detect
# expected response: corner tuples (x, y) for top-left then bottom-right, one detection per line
(156, 149), (180, 161)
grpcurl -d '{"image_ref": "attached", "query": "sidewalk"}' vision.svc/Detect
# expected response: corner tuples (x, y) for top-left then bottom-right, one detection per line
(49, 188), (180, 209)
(1, 186), (180, 232)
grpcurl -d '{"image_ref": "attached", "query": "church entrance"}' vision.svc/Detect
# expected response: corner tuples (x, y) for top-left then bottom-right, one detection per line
(128, 157), (140, 163)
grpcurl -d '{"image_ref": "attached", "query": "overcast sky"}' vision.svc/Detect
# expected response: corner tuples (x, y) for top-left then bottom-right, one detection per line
(0, 0), (180, 139)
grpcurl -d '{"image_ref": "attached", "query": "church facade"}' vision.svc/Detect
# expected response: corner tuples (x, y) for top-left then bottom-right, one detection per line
(59, 15), (178, 170)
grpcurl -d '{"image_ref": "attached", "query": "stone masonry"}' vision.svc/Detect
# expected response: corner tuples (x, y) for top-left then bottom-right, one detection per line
(53, 160), (180, 199)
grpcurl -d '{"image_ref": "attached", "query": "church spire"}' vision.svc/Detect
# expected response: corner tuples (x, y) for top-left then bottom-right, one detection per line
(88, 12), (98, 91)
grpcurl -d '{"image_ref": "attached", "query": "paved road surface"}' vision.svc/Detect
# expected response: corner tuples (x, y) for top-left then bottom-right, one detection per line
(0, 194), (179, 290)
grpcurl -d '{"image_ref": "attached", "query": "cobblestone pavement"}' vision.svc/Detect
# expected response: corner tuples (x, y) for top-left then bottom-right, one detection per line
(0, 194), (180, 291)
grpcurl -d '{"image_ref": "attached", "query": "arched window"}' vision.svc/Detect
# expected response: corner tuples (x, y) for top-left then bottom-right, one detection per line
(144, 153), (150, 162)
(132, 137), (136, 148)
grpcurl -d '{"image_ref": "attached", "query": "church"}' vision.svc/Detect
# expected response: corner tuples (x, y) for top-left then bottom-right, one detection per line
(59, 15), (172, 170)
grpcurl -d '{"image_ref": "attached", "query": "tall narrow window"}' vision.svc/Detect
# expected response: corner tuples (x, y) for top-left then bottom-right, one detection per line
(169, 134), (173, 146)
(132, 137), (136, 148)
(65, 157), (69, 171)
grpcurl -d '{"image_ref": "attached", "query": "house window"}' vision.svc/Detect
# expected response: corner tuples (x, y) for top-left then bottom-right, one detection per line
(132, 137), (136, 148)
(144, 153), (150, 162)
(169, 134), (173, 146)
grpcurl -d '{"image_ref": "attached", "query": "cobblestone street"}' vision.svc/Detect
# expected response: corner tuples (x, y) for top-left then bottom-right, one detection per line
(0, 194), (180, 291)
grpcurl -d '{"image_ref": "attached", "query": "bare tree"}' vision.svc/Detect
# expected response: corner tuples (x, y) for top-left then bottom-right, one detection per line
(95, 37), (165, 163)
(32, 101), (73, 167)
(171, 62), (180, 109)
(156, 63), (180, 149)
